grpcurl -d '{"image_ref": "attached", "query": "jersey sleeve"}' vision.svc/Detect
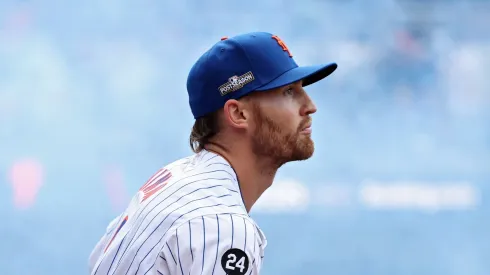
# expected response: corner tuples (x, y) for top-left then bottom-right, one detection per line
(157, 214), (264, 275)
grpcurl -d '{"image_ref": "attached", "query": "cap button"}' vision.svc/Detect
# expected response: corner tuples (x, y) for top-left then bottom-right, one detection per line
(221, 36), (228, 41)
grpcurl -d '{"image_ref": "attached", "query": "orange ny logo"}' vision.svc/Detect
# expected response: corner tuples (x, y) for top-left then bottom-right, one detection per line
(272, 35), (292, 57)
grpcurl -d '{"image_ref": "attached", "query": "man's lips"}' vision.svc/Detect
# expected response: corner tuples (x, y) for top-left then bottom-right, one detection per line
(300, 122), (312, 134)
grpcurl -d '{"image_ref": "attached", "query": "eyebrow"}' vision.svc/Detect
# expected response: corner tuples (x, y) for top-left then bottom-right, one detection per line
(292, 80), (303, 88)
(282, 81), (302, 91)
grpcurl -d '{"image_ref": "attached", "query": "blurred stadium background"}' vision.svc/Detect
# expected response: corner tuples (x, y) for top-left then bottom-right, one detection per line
(1, 0), (489, 274)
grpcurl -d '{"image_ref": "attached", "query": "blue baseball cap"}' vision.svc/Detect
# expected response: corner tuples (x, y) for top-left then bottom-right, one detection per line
(187, 32), (338, 119)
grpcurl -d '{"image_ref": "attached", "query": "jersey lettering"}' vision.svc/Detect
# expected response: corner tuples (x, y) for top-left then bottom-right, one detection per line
(104, 215), (128, 253)
(139, 169), (171, 202)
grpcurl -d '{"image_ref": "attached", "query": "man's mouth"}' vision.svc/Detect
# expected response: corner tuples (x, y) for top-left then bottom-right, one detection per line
(300, 122), (312, 134)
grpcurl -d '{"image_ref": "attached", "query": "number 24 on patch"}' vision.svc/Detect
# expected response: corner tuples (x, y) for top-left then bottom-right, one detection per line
(221, 248), (250, 275)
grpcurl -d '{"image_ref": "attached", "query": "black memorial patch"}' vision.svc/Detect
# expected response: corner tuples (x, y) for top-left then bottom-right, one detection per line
(220, 248), (249, 275)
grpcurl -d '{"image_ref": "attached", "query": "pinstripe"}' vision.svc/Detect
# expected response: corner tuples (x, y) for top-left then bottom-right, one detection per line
(201, 216), (205, 275)
(142, 264), (155, 275)
(188, 221), (193, 261)
(126, 169), (236, 236)
(205, 162), (230, 167)
(204, 162), (232, 169)
(130, 184), (230, 245)
(133, 193), (229, 254)
(248, 258), (256, 275)
(131, 205), (241, 275)
(160, 204), (240, 247)
(196, 151), (210, 163)
(120, 214), (257, 275)
(230, 214), (234, 248)
(129, 177), (236, 243)
(124, 173), (234, 244)
(176, 228), (184, 275)
(138, 212), (248, 275)
(112, 177), (237, 272)
(109, 168), (196, 271)
(243, 218), (247, 251)
(211, 215), (220, 275)
(134, 238), (164, 275)
(166, 243), (177, 265)
(253, 226), (256, 254)
(136, 241), (168, 275)
(104, 235), (127, 275)
(123, 196), (235, 274)
(201, 154), (218, 164)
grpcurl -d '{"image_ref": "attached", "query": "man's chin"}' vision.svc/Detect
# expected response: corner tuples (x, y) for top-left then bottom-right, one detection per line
(291, 142), (315, 161)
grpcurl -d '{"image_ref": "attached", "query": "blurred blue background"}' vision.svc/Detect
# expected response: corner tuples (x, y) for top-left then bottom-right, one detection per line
(1, 0), (489, 274)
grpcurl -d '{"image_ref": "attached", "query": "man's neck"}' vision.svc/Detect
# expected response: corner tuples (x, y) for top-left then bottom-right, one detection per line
(204, 143), (277, 212)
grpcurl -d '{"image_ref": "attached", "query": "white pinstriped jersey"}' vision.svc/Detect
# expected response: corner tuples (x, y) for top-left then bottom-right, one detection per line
(89, 150), (267, 275)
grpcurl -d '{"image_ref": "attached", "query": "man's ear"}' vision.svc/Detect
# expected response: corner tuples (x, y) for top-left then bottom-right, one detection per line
(222, 99), (250, 130)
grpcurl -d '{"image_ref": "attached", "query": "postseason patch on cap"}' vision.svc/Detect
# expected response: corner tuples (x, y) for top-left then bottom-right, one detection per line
(218, 71), (255, 96)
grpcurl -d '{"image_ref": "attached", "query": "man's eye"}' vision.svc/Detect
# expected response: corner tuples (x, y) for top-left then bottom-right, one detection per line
(284, 87), (294, 95)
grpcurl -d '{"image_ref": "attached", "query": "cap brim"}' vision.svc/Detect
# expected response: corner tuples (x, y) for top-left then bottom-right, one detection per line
(255, 63), (338, 91)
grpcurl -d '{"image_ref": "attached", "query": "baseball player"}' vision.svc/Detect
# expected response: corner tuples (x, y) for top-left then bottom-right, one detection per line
(89, 31), (337, 275)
